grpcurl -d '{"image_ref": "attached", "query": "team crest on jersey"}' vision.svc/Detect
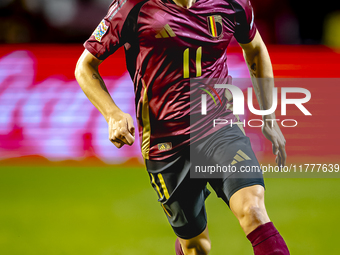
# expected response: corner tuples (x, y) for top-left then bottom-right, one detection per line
(207, 15), (223, 38)
(93, 20), (109, 42)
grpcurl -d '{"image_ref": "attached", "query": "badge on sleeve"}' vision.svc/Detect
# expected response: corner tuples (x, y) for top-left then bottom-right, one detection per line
(93, 20), (109, 42)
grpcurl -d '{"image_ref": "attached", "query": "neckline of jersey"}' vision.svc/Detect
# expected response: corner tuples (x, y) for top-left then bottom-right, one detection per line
(160, 0), (201, 10)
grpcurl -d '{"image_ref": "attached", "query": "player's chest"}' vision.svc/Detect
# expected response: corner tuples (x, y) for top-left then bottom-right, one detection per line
(137, 0), (236, 51)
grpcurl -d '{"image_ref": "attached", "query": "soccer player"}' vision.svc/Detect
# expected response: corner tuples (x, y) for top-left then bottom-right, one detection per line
(75, 0), (290, 254)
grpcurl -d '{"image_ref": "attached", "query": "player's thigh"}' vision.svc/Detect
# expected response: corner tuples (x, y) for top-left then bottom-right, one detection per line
(202, 124), (265, 206)
(146, 155), (210, 240)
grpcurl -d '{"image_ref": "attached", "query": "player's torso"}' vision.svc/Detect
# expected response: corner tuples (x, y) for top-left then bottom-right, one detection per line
(132, 0), (237, 116)
(126, 0), (239, 159)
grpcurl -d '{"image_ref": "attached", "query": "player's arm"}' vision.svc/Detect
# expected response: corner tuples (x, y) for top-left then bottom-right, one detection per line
(75, 49), (135, 148)
(240, 31), (287, 166)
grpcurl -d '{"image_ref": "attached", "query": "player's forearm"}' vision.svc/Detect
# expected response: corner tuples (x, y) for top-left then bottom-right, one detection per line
(75, 60), (121, 122)
(242, 34), (275, 120)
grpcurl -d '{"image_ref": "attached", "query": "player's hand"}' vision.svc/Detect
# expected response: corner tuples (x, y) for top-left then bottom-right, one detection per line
(261, 119), (287, 167)
(107, 112), (135, 148)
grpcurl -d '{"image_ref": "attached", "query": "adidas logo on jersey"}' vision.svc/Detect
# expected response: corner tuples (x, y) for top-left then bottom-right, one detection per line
(155, 24), (176, 38)
(158, 143), (172, 151)
(158, 142), (172, 151)
(231, 150), (251, 165)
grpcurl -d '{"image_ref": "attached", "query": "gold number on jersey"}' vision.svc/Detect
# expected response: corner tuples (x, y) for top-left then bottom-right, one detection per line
(183, 47), (202, 78)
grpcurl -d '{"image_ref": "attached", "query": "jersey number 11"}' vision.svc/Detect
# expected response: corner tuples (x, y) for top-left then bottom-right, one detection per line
(183, 47), (202, 78)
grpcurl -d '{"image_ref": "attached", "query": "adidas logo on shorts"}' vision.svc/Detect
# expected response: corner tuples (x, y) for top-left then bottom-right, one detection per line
(231, 150), (251, 165)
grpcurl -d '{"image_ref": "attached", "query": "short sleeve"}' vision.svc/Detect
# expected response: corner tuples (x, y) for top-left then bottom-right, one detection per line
(84, 0), (136, 60)
(232, 0), (257, 44)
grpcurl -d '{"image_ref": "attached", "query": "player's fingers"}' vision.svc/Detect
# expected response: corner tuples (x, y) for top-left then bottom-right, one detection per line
(126, 116), (135, 137)
(116, 128), (134, 145)
(278, 143), (287, 167)
(109, 128), (125, 148)
(272, 139), (279, 155)
(276, 152), (282, 167)
(110, 139), (124, 148)
(124, 132), (135, 145)
(275, 153), (281, 166)
(108, 120), (119, 141)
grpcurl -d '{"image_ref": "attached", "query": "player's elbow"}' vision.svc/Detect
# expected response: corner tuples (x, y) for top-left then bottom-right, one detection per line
(242, 42), (263, 62)
(241, 31), (267, 58)
(75, 58), (82, 79)
(75, 49), (101, 83)
(74, 58), (87, 85)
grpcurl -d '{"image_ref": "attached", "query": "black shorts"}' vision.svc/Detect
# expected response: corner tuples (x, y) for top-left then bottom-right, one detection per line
(145, 124), (264, 239)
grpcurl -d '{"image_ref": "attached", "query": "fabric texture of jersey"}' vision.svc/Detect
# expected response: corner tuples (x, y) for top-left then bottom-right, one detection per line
(84, 0), (257, 160)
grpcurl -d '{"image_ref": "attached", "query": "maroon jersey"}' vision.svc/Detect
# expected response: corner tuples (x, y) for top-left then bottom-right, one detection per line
(85, 0), (257, 160)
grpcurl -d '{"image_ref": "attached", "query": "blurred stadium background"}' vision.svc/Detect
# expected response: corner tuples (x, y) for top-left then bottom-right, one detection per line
(0, 0), (340, 254)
